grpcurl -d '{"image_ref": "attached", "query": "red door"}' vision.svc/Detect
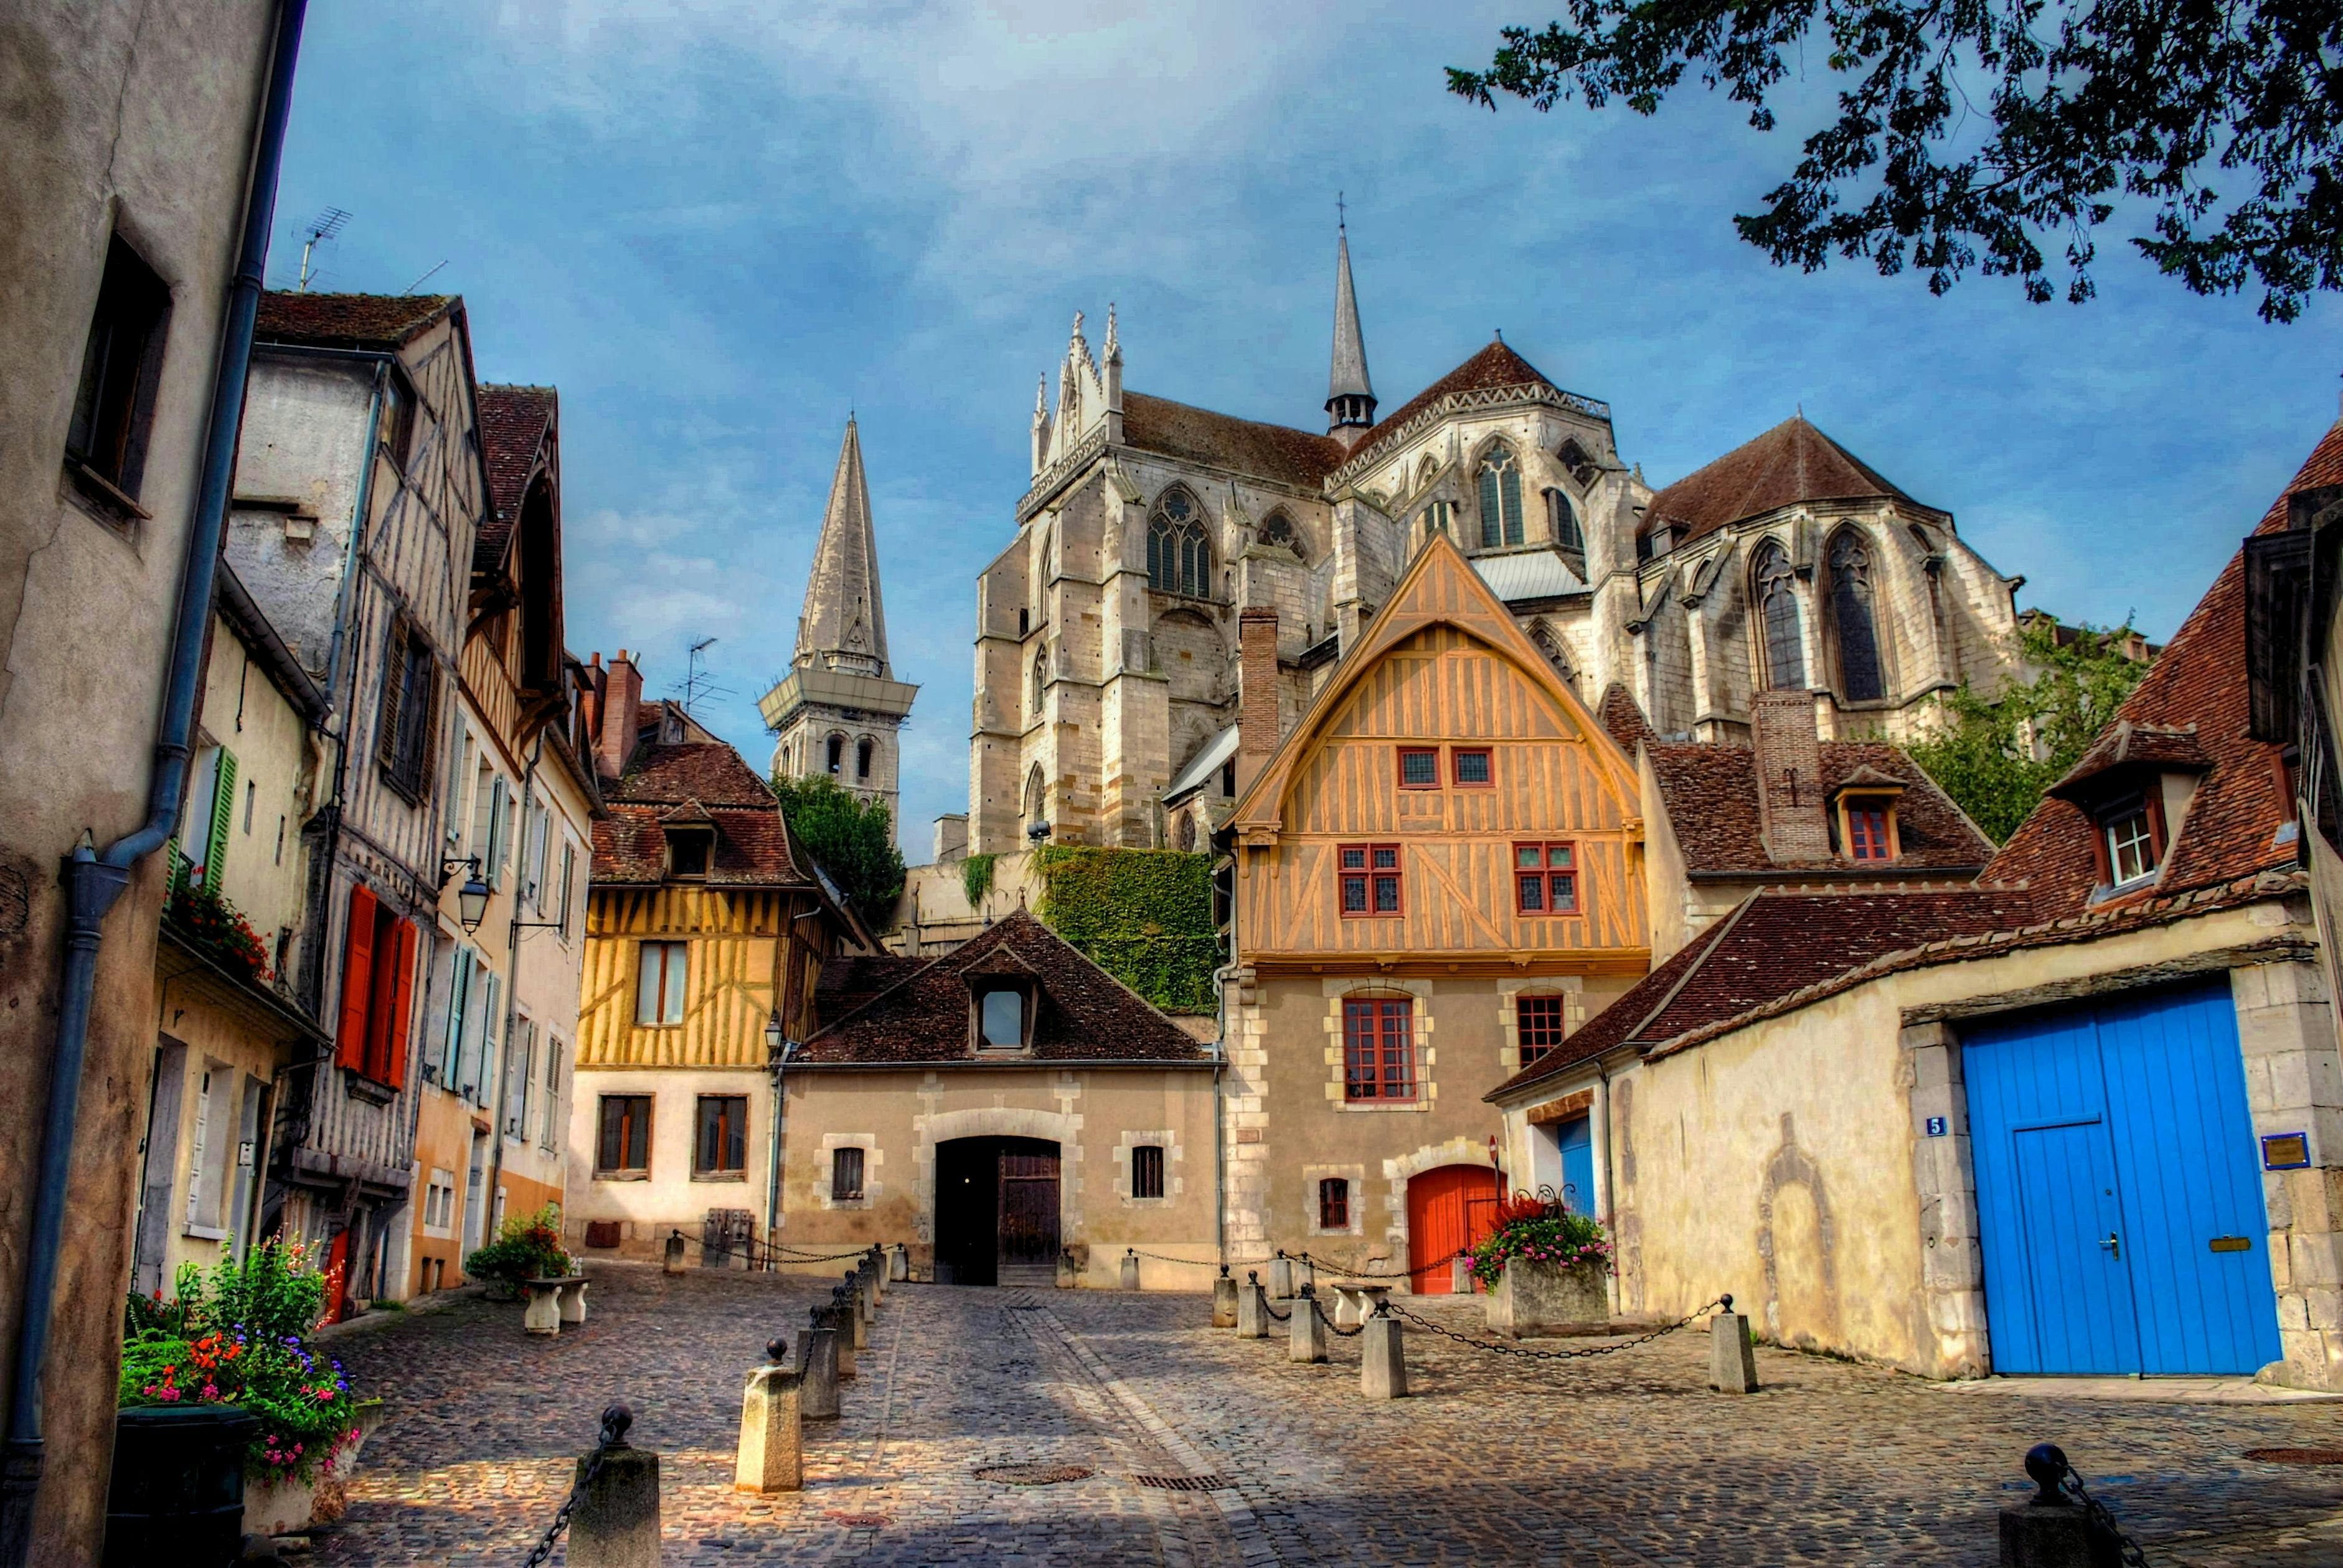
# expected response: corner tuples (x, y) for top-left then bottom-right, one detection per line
(1407, 1163), (1506, 1293)
(320, 1229), (351, 1325)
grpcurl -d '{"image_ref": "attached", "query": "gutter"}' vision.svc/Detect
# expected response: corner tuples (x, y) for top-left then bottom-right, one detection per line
(0, 4), (307, 1561)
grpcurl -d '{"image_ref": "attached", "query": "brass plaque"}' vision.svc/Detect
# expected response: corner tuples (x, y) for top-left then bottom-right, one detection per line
(2209, 1236), (2253, 1254)
(2263, 1132), (2312, 1170)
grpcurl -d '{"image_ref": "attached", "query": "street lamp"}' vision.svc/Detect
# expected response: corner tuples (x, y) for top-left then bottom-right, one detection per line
(441, 857), (491, 934)
(764, 1008), (786, 1059)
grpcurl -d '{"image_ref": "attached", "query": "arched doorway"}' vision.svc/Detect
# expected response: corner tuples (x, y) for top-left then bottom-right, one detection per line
(1407, 1163), (1507, 1294)
(934, 1136), (1060, 1287)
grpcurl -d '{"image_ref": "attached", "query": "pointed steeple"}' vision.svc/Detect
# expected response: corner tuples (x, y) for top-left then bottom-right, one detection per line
(1326, 220), (1376, 439)
(794, 416), (890, 679)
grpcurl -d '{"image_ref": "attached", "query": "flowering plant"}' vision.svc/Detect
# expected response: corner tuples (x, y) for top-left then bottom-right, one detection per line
(118, 1240), (359, 1483)
(1469, 1201), (1614, 1291)
(166, 876), (271, 984)
(463, 1203), (575, 1287)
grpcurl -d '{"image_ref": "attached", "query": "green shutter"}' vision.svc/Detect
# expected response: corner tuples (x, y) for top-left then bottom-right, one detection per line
(203, 749), (237, 886)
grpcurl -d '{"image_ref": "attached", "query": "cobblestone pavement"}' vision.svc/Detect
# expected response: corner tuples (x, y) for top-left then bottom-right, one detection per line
(320, 1265), (2343, 1565)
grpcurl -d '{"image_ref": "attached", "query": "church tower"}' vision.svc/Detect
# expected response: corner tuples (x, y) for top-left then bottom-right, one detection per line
(760, 416), (918, 832)
(1325, 222), (1375, 442)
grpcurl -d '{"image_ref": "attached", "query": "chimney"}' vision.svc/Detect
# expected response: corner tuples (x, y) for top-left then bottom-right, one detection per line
(1751, 689), (1831, 863)
(1235, 608), (1280, 796)
(597, 649), (643, 782)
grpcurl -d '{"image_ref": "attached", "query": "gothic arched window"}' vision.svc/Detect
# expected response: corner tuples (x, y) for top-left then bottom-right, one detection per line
(1029, 649), (1047, 720)
(856, 736), (874, 780)
(1827, 528), (1886, 702)
(1545, 487), (1582, 553)
(1477, 444), (1525, 548)
(1753, 540), (1804, 691)
(1147, 489), (1212, 597)
(1417, 456), (1439, 493)
(1558, 438), (1599, 487)
(1024, 763), (1047, 830)
(1260, 509), (1302, 560)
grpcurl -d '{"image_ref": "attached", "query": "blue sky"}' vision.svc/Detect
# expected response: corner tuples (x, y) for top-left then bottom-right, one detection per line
(271, 1), (2339, 860)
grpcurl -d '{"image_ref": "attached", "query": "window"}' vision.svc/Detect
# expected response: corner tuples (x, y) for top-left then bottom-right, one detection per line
(1260, 510), (1302, 560)
(1558, 439), (1600, 487)
(1452, 747), (1493, 788)
(1337, 843), (1402, 917)
(1842, 797), (1897, 861)
(1318, 1177), (1350, 1230)
(1546, 488), (1583, 553)
(1419, 501), (1452, 546)
(1147, 488), (1212, 596)
(1131, 1144), (1165, 1200)
(1754, 540), (1805, 690)
(557, 840), (577, 938)
(856, 736), (874, 780)
(831, 1146), (865, 1200)
(334, 885), (415, 1088)
(826, 733), (844, 773)
(380, 369), (418, 471)
(177, 744), (236, 889)
(376, 619), (438, 799)
(636, 941), (687, 1026)
(979, 988), (1024, 1049)
(1476, 444), (1525, 548)
(596, 1095), (651, 1174)
(65, 234), (171, 509)
(1514, 843), (1578, 914)
(1219, 758), (1236, 797)
(1517, 995), (1568, 1065)
(505, 1017), (534, 1137)
(1342, 997), (1417, 1102)
(1827, 529), (1886, 702)
(695, 1095), (748, 1175)
(540, 1035), (563, 1148)
(2105, 802), (2157, 885)
(1398, 748), (1440, 789)
(666, 828), (710, 879)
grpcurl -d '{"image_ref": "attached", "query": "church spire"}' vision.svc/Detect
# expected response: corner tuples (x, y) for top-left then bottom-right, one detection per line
(1326, 208), (1375, 438)
(794, 416), (890, 679)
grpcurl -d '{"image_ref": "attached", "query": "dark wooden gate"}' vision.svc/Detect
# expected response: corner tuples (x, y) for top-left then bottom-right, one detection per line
(996, 1141), (1060, 1286)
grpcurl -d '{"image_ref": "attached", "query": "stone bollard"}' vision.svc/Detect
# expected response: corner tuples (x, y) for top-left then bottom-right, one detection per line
(1289, 1284), (1328, 1364)
(1236, 1273), (1269, 1339)
(1709, 1295), (1758, 1394)
(799, 1318), (841, 1422)
(1268, 1252), (1295, 1301)
(1212, 1267), (1238, 1328)
(890, 1242), (910, 1282)
(735, 1338), (804, 1493)
(826, 1300), (858, 1381)
(858, 1261), (879, 1322)
(569, 1406), (659, 1568)
(663, 1231), (687, 1275)
(1362, 1307), (1408, 1399)
(843, 1272), (870, 1350)
(1121, 1250), (1141, 1291)
(1999, 1445), (2093, 1567)
(869, 1247), (887, 1303)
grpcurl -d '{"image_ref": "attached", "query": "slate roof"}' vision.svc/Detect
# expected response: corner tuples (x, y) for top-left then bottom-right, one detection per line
(799, 910), (1210, 1065)
(255, 292), (455, 350)
(1342, 339), (1562, 474)
(475, 383), (555, 575)
(1642, 415), (1919, 543)
(1648, 741), (1994, 875)
(592, 741), (818, 887)
(1121, 392), (1344, 491)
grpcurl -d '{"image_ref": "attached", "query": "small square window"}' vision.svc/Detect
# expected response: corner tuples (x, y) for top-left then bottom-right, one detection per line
(1517, 995), (1568, 1064)
(1131, 1144), (1164, 1200)
(1338, 843), (1403, 918)
(66, 234), (171, 510)
(1514, 843), (1578, 915)
(667, 829), (710, 878)
(979, 988), (1024, 1049)
(694, 1095), (747, 1175)
(831, 1146), (865, 1201)
(1319, 1177), (1349, 1230)
(2105, 806), (2156, 885)
(1452, 748), (1493, 787)
(1398, 748), (1440, 789)
(596, 1095), (651, 1174)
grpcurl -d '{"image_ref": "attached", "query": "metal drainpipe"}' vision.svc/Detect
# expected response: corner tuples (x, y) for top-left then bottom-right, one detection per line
(0, 4), (308, 1560)
(483, 735), (545, 1235)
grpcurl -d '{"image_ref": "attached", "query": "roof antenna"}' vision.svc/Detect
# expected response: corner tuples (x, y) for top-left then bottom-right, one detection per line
(673, 636), (733, 717)
(1337, 190), (1346, 233)
(296, 207), (350, 293)
(405, 260), (448, 293)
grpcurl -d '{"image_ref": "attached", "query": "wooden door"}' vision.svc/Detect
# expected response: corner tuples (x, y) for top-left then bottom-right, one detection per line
(1408, 1163), (1504, 1294)
(996, 1140), (1060, 1280)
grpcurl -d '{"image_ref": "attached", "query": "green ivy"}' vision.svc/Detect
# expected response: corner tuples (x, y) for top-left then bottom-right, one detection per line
(1032, 847), (1219, 1013)
(960, 852), (997, 907)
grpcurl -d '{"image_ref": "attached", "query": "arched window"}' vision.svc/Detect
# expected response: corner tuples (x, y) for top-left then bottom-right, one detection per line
(1260, 509), (1302, 560)
(1827, 529), (1886, 702)
(1476, 444), (1525, 548)
(856, 736), (874, 780)
(825, 733), (844, 774)
(1030, 649), (1047, 720)
(1176, 814), (1197, 852)
(1545, 487), (1582, 553)
(1417, 455), (1439, 492)
(1558, 438), (1599, 487)
(1147, 488), (1212, 596)
(1753, 540), (1805, 690)
(1023, 763), (1047, 830)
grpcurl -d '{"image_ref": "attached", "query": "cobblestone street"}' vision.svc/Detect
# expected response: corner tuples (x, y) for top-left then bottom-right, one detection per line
(320, 1265), (2343, 1566)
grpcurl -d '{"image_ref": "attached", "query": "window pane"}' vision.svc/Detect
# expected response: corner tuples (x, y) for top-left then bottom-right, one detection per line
(1518, 874), (1545, 911)
(1340, 847), (1367, 870)
(636, 942), (664, 1025)
(1516, 845), (1543, 870)
(832, 1146), (864, 1199)
(1547, 845), (1574, 869)
(1550, 872), (1577, 912)
(661, 945), (686, 1024)
(981, 989), (1022, 1048)
(1372, 847), (1397, 869)
(1373, 875), (1400, 913)
(1319, 1177), (1349, 1229)
(1133, 1145), (1164, 1199)
(1518, 996), (1568, 1063)
(1400, 750), (1438, 787)
(1454, 749), (1491, 785)
(1341, 875), (1368, 914)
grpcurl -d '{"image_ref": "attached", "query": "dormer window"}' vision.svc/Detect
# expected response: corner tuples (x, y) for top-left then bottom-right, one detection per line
(2103, 798), (2157, 886)
(1841, 796), (1898, 861)
(976, 987), (1029, 1052)
(665, 826), (712, 879)
(2044, 721), (2207, 899)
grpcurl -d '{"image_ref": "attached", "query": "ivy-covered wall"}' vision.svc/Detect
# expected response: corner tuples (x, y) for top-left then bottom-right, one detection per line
(1032, 847), (1219, 1015)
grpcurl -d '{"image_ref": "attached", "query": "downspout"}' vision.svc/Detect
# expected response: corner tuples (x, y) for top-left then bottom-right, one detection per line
(484, 734), (545, 1232)
(0, 3), (308, 1561)
(766, 905), (818, 1266)
(1210, 852), (1237, 1265)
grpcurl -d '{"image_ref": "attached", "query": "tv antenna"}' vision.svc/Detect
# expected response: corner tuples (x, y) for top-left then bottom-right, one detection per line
(296, 208), (350, 293)
(673, 637), (733, 717)
(405, 260), (449, 293)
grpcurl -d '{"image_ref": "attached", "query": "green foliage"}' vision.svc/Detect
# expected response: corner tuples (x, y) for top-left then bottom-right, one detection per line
(1908, 618), (2153, 843)
(1447, 1), (2343, 322)
(960, 852), (997, 908)
(166, 876), (271, 983)
(1469, 1198), (1615, 1290)
(1032, 847), (1220, 1013)
(769, 773), (907, 927)
(463, 1203), (574, 1287)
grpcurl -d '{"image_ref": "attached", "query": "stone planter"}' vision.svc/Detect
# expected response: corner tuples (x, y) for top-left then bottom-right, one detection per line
(522, 1275), (588, 1335)
(1486, 1256), (1610, 1339)
(240, 1397), (386, 1538)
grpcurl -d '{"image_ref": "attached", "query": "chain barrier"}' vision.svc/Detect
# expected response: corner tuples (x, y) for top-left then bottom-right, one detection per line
(2050, 1450), (2152, 1567)
(1118, 1248), (1278, 1269)
(1296, 1247), (1466, 1280)
(1309, 1296), (1367, 1338)
(1384, 1296), (1725, 1361)
(522, 1404), (631, 1567)
(1262, 1297), (1293, 1323)
(671, 1228), (885, 1267)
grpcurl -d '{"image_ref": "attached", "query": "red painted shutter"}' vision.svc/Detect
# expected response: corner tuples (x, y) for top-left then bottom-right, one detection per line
(336, 885), (379, 1069)
(379, 918), (417, 1089)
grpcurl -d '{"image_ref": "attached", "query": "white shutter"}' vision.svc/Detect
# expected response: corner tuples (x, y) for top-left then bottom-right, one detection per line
(477, 970), (502, 1106)
(445, 716), (471, 846)
(184, 1069), (212, 1228)
(486, 779), (509, 889)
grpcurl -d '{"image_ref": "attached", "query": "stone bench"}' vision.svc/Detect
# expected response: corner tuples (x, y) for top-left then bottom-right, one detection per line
(524, 1275), (588, 1336)
(1329, 1284), (1392, 1327)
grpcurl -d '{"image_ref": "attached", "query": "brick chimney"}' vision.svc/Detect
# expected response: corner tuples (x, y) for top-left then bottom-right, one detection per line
(1752, 688), (1831, 863)
(1235, 608), (1280, 795)
(597, 649), (644, 782)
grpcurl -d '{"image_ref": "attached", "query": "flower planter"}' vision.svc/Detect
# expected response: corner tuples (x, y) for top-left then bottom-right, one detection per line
(1486, 1256), (1610, 1339)
(105, 1404), (256, 1568)
(522, 1275), (588, 1335)
(240, 1397), (384, 1538)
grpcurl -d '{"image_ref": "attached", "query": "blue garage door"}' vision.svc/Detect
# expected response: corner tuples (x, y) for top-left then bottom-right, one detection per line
(1555, 1115), (1596, 1215)
(1963, 977), (2280, 1375)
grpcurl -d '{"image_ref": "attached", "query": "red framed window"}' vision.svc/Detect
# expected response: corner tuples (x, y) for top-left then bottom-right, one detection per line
(1843, 797), (1896, 861)
(1337, 843), (1403, 917)
(1398, 748), (1441, 789)
(1517, 995), (1568, 1064)
(1343, 997), (1417, 1102)
(1451, 747), (1494, 787)
(1514, 843), (1578, 914)
(1319, 1177), (1350, 1229)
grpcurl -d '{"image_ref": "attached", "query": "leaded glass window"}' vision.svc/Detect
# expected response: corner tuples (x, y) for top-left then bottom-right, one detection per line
(1828, 530), (1885, 702)
(1754, 540), (1804, 690)
(1148, 488), (1212, 596)
(1546, 487), (1582, 552)
(1477, 446), (1524, 548)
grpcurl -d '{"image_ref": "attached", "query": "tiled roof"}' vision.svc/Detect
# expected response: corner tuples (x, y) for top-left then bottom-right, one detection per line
(1342, 339), (1561, 473)
(1121, 392), (1344, 491)
(1648, 741), (1994, 875)
(474, 383), (555, 575)
(255, 292), (455, 349)
(1987, 413), (2343, 912)
(2045, 721), (2210, 800)
(592, 741), (815, 887)
(799, 911), (1209, 1065)
(815, 954), (930, 1020)
(1596, 683), (1657, 756)
(1642, 415), (1917, 543)
(608, 744), (776, 809)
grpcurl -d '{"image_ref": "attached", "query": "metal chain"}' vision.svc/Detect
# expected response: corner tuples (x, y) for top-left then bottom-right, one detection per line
(1261, 1298), (1293, 1323)
(1310, 1297), (1367, 1338)
(1297, 1247), (1466, 1280)
(522, 1405), (631, 1567)
(674, 1229), (885, 1266)
(1122, 1248), (1276, 1269)
(1384, 1297), (1722, 1361)
(2061, 1462), (2152, 1567)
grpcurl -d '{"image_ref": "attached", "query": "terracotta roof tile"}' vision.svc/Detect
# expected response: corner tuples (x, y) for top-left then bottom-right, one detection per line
(1643, 415), (1918, 543)
(1597, 682), (1658, 756)
(474, 383), (555, 575)
(815, 955), (930, 1020)
(255, 292), (455, 349)
(608, 744), (776, 809)
(591, 741), (815, 886)
(2045, 721), (2211, 800)
(1342, 339), (1561, 473)
(1121, 392), (1344, 491)
(1648, 741), (1994, 875)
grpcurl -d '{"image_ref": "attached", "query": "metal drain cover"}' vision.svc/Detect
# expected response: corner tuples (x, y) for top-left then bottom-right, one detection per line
(1132, 1473), (1232, 1491)
(974, 1462), (1094, 1486)
(2246, 1448), (2343, 1465)
(826, 1512), (890, 1528)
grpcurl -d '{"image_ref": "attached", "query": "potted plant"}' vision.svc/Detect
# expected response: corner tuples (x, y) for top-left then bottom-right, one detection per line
(164, 877), (271, 986)
(463, 1203), (577, 1299)
(1471, 1195), (1615, 1338)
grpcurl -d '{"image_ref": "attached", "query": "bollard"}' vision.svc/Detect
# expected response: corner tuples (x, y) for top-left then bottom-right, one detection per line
(858, 1261), (879, 1322)
(843, 1272), (870, 1350)
(1362, 1307), (1408, 1399)
(1709, 1295), (1758, 1393)
(826, 1300), (858, 1381)
(1236, 1273), (1269, 1339)
(1998, 1445), (2091, 1567)
(735, 1338), (804, 1493)
(662, 1231), (687, 1275)
(1212, 1266), (1238, 1328)
(869, 1247), (887, 1303)
(1289, 1284), (1328, 1364)
(1268, 1252), (1295, 1301)
(1450, 1253), (1473, 1294)
(799, 1319), (841, 1422)
(569, 1407), (659, 1568)
(1121, 1249), (1141, 1291)
(890, 1242), (910, 1283)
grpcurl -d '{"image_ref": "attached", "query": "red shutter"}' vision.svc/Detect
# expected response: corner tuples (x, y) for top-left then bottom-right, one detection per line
(377, 918), (417, 1089)
(336, 885), (379, 1069)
